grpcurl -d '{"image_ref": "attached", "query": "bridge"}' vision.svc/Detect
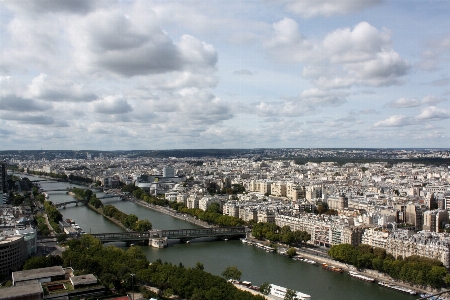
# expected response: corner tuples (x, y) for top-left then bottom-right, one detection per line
(53, 199), (87, 208)
(98, 194), (123, 199)
(43, 188), (71, 192)
(87, 227), (248, 245)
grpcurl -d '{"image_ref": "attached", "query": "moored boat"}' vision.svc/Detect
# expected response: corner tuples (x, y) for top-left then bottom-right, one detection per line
(348, 271), (375, 282)
(378, 281), (417, 295)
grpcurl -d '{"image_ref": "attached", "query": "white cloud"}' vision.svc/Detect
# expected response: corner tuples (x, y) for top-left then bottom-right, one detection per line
(374, 115), (414, 127)
(68, 8), (217, 77)
(25, 74), (97, 102)
(92, 96), (133, 115)
(297, 88), (348, 107)
(278, 0), (382, 18)
(387, 98), (421, 108)
(416, 106), (450, 120)
(264, 18), (314, 62)
(265, 20), (410, 89)
(387, 95), (447, 108)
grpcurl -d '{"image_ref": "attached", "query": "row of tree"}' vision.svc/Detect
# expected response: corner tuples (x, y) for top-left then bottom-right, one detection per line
(43, 201), (63, 234)
(122, 184), (245, 227)
(252, 222), (311, 246)
(71, 188), (103, 208)
(102, 204), (152, 231)
(54, 235), (265, 299)
(328, 244), (450, 288)
(171, 202), (245, 227)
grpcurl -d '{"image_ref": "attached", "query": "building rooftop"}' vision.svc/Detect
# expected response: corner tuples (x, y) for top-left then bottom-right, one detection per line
(0, 282), (43, 300)
(70, 274), (97, 287)
(12, 266), (65, 283)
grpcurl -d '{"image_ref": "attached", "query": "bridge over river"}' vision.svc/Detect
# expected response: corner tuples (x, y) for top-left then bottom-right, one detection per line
(86, 227), (248, 246)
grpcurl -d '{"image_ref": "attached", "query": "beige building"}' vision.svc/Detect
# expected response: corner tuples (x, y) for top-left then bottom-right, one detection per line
(271, 182), (287, 197)
(423, 209), (449, 232)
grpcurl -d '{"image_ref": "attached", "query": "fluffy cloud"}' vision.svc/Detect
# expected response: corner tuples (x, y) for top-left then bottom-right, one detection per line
(278, 0), (382, 18)
(298, 88), (348, 106)
(387, 98), (421, 108)
(265, 21), (410, 88)
(374, 115), (414, 127)
(387, 95), (446, 108)
(69, 9), (217, 77)
(92, 96), (133, 115)
(416, 106), (450, 120)
(264, 18), (314, 62)
(0, 95), (51, 112)
(24, 74), (97, 102)
(255, 101), (308, 118)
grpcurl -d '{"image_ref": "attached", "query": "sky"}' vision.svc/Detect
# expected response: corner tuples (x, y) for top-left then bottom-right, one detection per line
(0, 0), (449, 150)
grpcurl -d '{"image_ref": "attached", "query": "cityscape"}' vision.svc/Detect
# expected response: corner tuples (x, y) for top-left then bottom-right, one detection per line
(1, 148), (450, 299)
(1, 0), (450, 300)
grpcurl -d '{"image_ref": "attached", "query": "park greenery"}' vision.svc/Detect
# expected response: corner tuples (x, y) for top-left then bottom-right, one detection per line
(23, 255), (63, 270)
(54, 234), (265, 299)
(102, 204), (152, 231)
(35, 213), (50, 236)
(71, 187), (103, 208)
(43, 201), (62, 234)
(252, 222), (311, 246)
(328, 243), (450, 288)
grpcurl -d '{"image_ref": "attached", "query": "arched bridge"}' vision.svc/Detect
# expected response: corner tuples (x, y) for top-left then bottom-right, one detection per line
(87, 227), (248, 244)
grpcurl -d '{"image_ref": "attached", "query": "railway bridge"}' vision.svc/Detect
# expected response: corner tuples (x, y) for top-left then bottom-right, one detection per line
(86, 227), (248, 247)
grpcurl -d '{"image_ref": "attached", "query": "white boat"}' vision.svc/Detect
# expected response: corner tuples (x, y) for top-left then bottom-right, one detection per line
(378, 281), (416, 295)
(348, 271), (375, 282)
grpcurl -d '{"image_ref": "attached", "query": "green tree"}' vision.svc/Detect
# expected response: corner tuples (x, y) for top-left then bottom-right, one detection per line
(195, 262), (204, 271)
(286, 247), (297, 258)
(221, 266), (242, 281)
(134, 220), (152, 231)
(259, 282), (271, 295)
(57, 233), (67, 243)
(284, 288), (297, 300)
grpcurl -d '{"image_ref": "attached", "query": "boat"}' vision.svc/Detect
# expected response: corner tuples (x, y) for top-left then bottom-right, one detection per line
(378, 281), (417, 295)
(322, 263), (343, 272)
(348, 271), (375, 282)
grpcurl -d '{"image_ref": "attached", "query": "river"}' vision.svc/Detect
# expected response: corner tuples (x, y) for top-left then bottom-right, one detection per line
(28, 175), (416, 300)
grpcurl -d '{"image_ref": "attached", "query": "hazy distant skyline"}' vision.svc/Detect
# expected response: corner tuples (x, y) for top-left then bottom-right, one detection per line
(1, 0), (449, 150)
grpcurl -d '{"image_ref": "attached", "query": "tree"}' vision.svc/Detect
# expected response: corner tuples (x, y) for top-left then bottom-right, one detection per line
(221, 266), (242, 281)
(134, 220), (152, 231)
(284, 288), (297, 300)
(259, 282), (271, 295)
(57, 233), (67, 243)
(195, 262), (204, 271)
(286, 247), (297, 258)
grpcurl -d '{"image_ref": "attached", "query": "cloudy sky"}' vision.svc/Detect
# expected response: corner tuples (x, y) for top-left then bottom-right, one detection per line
(1, 0), (449, 150)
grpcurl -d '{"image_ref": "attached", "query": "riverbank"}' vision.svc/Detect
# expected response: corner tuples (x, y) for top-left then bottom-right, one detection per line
(87, 203), (129, 232)
(127, 198), (212, 228)
(243, 236), (441, 297)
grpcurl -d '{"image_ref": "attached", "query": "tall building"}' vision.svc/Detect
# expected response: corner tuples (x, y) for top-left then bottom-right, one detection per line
(1, 161), (6, 193)
(163, 166), (175, 178)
